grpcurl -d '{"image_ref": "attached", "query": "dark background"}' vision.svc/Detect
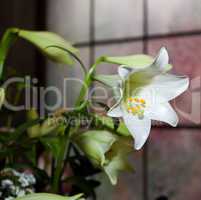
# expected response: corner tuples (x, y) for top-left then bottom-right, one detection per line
(0, 0), (46, 84)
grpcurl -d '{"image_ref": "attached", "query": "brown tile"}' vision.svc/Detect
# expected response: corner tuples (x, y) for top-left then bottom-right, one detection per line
(148, 128), (201, 200)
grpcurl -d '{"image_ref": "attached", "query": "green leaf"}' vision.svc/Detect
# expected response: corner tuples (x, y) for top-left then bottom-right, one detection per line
(103, 54), (153, 66)
(0, 28), (19, 78)
(93, 74), (120, 88)
(103, 137), (133, 185)
(18, 30), (79, 65)
(40, 117), (65, 137)
(15, 193), (84, 200)
(102, 54), (172, 71)
(93, 114), (114, 130)
(93, 74), (121, 100)
(0, 88), (5, 109)
(74, 130), (117, 167)
(92, 113), (131, 137)
(117, 122), (131, 136)
(12, 118), (43, 140)
(40, 136), (64, 158)
(0, 28), (79, 79)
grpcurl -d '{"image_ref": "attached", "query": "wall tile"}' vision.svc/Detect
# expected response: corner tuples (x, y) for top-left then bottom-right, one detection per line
(148, 0), (201, 35)
(95, 0), (143, 40)
(47, 0), (90, 43)
(148, 129), (201, 200)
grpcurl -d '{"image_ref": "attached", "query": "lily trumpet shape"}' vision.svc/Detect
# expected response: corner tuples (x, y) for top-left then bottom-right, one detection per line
(107, 47), (189, 150)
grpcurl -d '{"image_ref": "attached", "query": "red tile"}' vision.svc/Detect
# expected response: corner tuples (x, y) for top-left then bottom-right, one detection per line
(149, 128), (201, 200)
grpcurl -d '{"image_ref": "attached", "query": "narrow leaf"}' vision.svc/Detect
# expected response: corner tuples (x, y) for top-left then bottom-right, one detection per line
(93, 74), (120, 88)
(102, 54), (172, 71)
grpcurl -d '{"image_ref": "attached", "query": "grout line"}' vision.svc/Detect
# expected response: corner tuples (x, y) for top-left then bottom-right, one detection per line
(153, 125), (201, 130)
(142, 0), (149, 199)
(142, 141), (149, 200)
(89, 0), (95, 66)
(74, 30), (201, 48)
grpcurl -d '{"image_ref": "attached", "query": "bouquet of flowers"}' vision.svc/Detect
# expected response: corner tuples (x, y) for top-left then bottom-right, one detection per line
(0, 28), (188, 199)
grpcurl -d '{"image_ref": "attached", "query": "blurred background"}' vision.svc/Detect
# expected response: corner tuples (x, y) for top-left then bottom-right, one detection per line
(0, 0), (201, 199)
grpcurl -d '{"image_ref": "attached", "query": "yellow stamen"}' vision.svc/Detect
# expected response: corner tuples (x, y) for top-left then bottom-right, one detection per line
(136, 105), (141, 109)
(126, 97), (146, 118)
(128, 97), (133, 102)
(134, 98), (139, 102)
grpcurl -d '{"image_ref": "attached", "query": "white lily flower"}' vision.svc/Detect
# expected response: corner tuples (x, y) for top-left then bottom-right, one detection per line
(107, 47), (189, 150)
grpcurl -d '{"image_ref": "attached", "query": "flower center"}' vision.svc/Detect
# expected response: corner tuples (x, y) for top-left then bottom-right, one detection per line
(126, 97), (146, 118)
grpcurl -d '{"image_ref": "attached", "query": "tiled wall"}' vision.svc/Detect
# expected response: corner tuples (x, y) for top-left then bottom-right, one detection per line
(47, 0), (201, 199)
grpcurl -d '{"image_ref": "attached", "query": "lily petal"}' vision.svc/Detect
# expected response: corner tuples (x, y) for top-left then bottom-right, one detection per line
(146, 102), (179, 127)
(150, 74), (189, 102)
(107, 104), (123, 117)
(118, 65), (133, 79)
(122, 110), (151, 150)
(107, 86), (123, 118)
(134, 74), (189, 104)
(124, 48), (170, 90)
(153, 47), (169, 72)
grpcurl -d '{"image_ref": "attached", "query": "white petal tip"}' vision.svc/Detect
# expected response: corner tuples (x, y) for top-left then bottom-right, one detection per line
(118, 65), (132, 79)
(134, 136), (148, 150)
(159, 47), (169, 59)
(134, 144), (142, 150)
(171, 117), (179, 127)
(166, 107), (179, 127)
(160, 47), (168, 53)
(155, 47), (169, 72)
(134, 141), (145, 150)
(107, 106), (123, 118)
(107, 111), (117, 118)
(184, 77), (190, 90)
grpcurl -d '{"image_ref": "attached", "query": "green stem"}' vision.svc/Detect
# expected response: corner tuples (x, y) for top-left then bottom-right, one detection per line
(75, 57), (104, 106)
(45, 45), (87, 75)
(52, 134), (70, 193)
(51, 54), (96, 192)
(51, 57), (103, 192)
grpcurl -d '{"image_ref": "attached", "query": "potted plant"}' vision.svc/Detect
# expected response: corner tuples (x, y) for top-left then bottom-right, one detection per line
(0, 28), (189, 200)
